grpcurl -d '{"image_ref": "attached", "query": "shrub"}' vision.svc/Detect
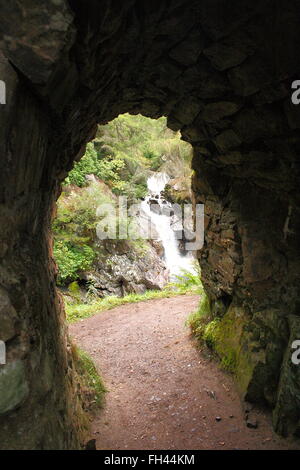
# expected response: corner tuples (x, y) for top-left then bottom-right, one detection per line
(65, 143), (125, 188)
(54, 241), (95, 285)
(53, 181), (118, 285)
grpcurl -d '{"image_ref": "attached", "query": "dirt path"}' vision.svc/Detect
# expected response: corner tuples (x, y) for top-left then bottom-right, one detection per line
(70, 295), (299, 450)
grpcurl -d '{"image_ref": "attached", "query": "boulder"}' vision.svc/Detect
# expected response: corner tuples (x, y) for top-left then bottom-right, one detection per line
(81, 240), (168, 298)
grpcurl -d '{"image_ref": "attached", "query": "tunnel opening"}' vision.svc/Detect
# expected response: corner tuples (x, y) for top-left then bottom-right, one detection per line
(0, 0), (300, 450)
(53, 113), (198, 310)
(54, 113), (212, 450)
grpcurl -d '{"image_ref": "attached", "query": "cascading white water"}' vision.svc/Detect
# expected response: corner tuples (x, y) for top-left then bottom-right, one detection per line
(147, 172), (170, 193)
(141, 172), (195, 280)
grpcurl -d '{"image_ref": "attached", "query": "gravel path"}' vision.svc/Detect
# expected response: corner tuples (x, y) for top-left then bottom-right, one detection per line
(70, 295), (300, 450)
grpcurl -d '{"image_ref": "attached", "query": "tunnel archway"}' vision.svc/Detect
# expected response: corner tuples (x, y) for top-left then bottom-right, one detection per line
(0, 0), (300, 449)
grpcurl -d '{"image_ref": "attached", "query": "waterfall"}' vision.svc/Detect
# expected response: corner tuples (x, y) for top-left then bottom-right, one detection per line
(140, 172), (195, 281)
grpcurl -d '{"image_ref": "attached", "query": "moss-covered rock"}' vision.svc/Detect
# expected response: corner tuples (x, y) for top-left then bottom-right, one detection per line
(188, 292), (212, 338)
(163, 179), (191, 204)
(198, 304), (289, 407)
(202, 304), (250, 375)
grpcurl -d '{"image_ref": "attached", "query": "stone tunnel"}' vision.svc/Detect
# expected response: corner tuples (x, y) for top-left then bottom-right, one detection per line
(0, 0), (299, 449)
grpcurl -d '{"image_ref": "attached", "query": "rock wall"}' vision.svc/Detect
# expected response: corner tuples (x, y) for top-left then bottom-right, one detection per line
(0, 54), (86, 449)
(0, 0), (299, 448)
(80, 238), (168, 298)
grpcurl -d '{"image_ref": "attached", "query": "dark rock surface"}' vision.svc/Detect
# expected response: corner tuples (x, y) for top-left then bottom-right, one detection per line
(0, 0), (299, 449)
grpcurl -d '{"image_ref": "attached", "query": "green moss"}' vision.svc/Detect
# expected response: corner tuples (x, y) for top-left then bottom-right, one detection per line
(163, 183), (191, 204)
(72, 345), (106, 410)
(200, 306), (246, 374)
(220, 350), (237, 372)
(189, 300), (260, 395)
(68, 281), (80, 293)
(189, 299), (286, 405)
(203, 318), (221, 348)
(186, 292), (211, 337)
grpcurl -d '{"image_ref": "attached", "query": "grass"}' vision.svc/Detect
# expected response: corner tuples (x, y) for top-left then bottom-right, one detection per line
(185, 292), (211, 336)
(66, 288), (188, 323)
(65, 264), (203, 323)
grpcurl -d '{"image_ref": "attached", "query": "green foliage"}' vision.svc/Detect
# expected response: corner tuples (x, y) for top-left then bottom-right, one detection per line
(100, 114), (193, 202)
(186, 292), (211, 336)
(142, 147), (162, 171)
(53, 181), (114, 285)
(198, 293), (211, 318)
(65, 143), (125, 188)
(54, 113), (193, 287)
(53, 181), (113, 238)
(64, 113), (192, 201)
(220, 351), (237, 372)
(168, 262), (203, 294)
(111, 179), (147, 199)
(68, 281), (80, 294)
(96, 113), (192, 168)
(54, 241), (95, 285)
(202, 318), (220, 347)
